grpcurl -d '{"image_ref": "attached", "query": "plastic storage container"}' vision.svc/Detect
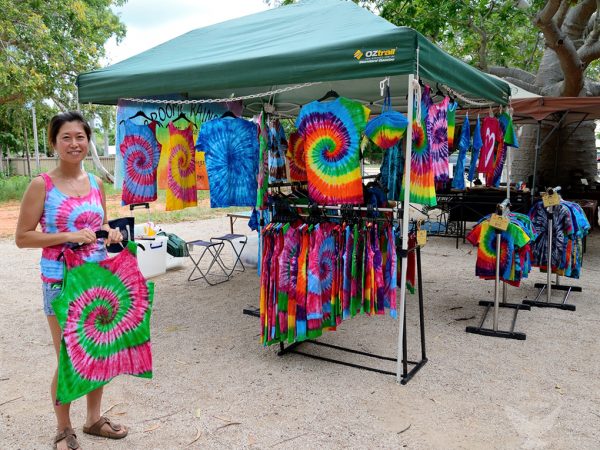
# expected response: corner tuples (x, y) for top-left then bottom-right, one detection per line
(136, 236), (168, 278)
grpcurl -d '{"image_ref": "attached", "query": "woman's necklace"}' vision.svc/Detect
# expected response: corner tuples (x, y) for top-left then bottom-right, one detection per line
(61, 172), (86, 197)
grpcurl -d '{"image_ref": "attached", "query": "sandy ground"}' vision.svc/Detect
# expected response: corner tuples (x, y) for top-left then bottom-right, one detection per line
(0, 216), (599, 449)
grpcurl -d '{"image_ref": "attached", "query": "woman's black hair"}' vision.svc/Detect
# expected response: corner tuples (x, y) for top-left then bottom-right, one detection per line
(48, 111), (92, 146)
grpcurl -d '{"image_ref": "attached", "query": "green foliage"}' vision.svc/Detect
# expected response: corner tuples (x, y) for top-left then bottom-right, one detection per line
(0, 175), (32, 202)
(0, 0), (125, 157)
(377, 0), (547, 71)
(0, 0), (126, 107)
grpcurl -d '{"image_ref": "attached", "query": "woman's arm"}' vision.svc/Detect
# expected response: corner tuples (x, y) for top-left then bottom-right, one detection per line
(15, 176), (96, 248)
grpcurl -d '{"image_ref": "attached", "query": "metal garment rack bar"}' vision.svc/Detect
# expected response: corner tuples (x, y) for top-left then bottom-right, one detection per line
(466, 199), (531, 340)
(286, 203), (400, 214)
(523, 187), (581, 311)
(277, 246), (427, 385)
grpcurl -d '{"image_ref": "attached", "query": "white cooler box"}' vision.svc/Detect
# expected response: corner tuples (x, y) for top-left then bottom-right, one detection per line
(136, 236), (168, 278)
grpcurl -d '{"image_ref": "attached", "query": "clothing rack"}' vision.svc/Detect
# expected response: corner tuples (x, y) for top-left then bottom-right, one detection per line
(276, 244), (427, 385)
(466, 199), (530, 340)
(245, 201), (427, 384)
(523, 187), (581, 311)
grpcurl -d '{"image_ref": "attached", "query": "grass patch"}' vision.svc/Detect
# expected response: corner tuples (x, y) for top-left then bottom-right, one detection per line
(105, 188), (250, 225)
(0, 175), (32, 202)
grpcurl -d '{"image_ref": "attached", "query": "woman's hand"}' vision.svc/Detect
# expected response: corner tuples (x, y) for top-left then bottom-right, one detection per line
(69, 228), (97, 245)
(105, 227), (124, 247)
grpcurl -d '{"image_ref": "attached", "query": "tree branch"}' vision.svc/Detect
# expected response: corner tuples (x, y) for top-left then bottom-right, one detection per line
(535, 3), (585, 96)
(556, 0), (570, 28)
(563, 0), (597, 43)
(0, 94), (24, 105)
(578, 1), (600, 65)
(504, 77), (543, 95)
(538, 0), (563, 24)
(540, 80), (566, 96)
(51, 96), (68, 112)
(488, 66), (536, 84)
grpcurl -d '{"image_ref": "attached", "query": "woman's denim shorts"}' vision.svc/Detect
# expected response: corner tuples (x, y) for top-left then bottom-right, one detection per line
(42, 282), (62, 316)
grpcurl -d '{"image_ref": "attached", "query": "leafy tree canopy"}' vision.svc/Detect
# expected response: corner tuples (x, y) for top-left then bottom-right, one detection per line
(0, 0), (126, 108)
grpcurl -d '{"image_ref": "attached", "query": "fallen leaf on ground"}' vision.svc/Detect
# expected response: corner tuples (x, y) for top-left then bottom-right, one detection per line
(216, 422), (241, 431)
(187, 427), (202, 447)
(103, 402), (126, 415)
(144, 423), (161, 433)
(212, 415), (231, 422)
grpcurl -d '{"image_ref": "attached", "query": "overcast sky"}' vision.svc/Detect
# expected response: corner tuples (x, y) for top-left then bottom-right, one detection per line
(104, 0), (270, 64)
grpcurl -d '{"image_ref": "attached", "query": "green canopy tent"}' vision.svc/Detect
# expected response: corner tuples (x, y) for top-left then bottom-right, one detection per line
(77, 0), (511, 383)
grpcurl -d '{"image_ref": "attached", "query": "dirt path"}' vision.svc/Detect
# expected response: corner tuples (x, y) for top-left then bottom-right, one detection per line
(1, 217), (599, 449)
(0, 193), (202, 238)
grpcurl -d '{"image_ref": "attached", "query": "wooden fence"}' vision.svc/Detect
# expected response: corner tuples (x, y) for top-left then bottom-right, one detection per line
(3, 156), (116, 176)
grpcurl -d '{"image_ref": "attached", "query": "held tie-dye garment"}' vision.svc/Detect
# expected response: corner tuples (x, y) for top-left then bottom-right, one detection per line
(286, 131), (307, 182)
(451, 115), (470, 190)
(196, 117), (259, 207)
(39, 173), (107, 283)
(427, 96), (450, 183)
(52, 241), (153, 404)
(477, 116), (502, 177)
(119, 120), (161, 205)
(296, 97), (370, 204)
(468, 116), (483, 182)
(268, 120), (288, 183)
(165, 122), (197, 211)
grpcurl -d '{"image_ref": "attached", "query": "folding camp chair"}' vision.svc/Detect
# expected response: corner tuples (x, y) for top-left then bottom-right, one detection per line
(186, 240), (230, 286)
(210, 234), (247, 276)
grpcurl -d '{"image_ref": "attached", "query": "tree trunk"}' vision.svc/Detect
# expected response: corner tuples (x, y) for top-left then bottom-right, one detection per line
(538, 121), (597, 188)
(23, 127), (32, 178)
(513, 121), (597, 191)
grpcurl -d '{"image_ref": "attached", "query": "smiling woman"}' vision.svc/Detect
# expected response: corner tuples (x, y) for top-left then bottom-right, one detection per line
(14, 111), (129, 450)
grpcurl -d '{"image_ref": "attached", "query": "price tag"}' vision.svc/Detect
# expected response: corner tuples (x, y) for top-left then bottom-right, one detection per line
(581, 178), (588, 186)
(489, 213), (509, 231)
(417, 230), (427, 246)
(542, 192), (560, 208)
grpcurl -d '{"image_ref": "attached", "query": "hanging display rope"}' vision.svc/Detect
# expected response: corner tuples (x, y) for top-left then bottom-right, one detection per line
(441, 85), (497, 107)
(121, 82), (323, 105)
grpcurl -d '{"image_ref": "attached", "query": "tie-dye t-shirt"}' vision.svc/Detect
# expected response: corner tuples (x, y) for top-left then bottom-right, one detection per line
(196, 117), (259, 208)
(165, 122), (197, 211)
(478, 117), (502, 176)
(296, 97), (370, 204)
(39, 173), (107, 283)
(466, 221), (530, 281)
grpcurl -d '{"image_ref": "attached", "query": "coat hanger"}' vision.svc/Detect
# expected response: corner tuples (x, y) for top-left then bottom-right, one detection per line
(120, 110), (159, 126)
(317, 89), (339, 102)
(173, 112), (197, 129)
(220, 110), (237, 119)
(435, 83), (444, 98)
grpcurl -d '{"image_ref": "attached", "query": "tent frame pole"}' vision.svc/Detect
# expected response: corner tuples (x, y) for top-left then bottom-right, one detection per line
(396, 74), (417, 382)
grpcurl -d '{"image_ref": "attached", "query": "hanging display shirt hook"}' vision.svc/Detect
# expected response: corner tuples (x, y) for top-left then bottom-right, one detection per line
(379, 76), (390, 97)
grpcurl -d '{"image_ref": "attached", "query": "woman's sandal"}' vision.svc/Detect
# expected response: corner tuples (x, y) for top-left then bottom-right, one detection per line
(54, 427), (80, 450)
(82, 416), (128, 439)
